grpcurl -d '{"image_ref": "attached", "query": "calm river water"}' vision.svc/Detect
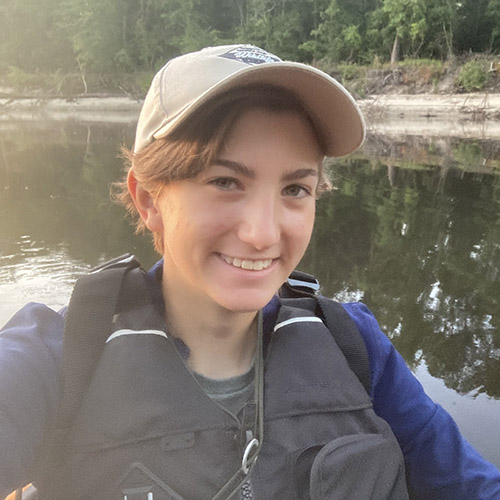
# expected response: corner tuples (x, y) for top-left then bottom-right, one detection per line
(1, 118), (499, 468)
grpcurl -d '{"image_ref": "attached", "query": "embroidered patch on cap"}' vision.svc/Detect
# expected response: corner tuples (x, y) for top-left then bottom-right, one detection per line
(220, 46), (282, 65)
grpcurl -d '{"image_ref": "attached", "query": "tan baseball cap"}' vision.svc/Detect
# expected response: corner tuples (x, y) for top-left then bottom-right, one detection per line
(134, 44), (365, 157)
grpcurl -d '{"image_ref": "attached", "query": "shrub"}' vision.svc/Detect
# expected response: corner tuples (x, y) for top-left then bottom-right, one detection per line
(338, 63), (367, 81)
(456, 60), (490, 92)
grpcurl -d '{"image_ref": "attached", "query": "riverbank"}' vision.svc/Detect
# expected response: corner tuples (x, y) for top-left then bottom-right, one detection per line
(0, 96), (142, 124)
(1, 93), (499, 140)
(358, 93), (500, 140)
(360, 93), (500, 119)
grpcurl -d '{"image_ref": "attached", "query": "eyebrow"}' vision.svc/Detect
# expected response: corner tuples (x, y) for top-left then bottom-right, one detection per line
(213, 159), (318, 182)
(282, 168), (319, 182)
(214, 159), (255, 178)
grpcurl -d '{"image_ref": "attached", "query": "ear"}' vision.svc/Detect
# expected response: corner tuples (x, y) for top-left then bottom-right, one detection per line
(127, 169), (164, 232)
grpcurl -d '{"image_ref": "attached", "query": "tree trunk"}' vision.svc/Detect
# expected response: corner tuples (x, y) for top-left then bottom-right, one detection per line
(76, 58), (88, 95)
(391, 34), (400, 65)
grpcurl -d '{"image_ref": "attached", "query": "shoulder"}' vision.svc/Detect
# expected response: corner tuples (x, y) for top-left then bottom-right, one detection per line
(0, 301), (64, 412)
(340, 302), (389, 353)
(0, 303), (64, 496)
(340, 302), (500, 498)
(339, 302), (395, 394)
(0, 302), (64, 370)
(339, 301), (441, 425)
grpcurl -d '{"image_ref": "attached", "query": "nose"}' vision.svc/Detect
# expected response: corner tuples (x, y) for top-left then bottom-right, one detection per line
(237, 194), (280, 250)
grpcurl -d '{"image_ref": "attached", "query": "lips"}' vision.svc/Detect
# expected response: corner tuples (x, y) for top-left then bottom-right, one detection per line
(222, 254), (273, 271)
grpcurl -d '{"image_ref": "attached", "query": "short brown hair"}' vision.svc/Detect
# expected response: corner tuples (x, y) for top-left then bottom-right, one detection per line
(114, 84), (332, 253)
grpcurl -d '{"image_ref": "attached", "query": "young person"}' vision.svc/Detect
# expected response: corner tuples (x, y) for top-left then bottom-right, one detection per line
(1, 45), (499, 500)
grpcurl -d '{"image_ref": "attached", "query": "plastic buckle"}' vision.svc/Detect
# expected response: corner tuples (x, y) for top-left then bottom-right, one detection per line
(90, 254), (138, 274)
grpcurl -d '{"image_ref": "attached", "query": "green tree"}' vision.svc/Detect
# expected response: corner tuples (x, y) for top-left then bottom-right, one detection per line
(308, 0), (378, 63)
(487, 0), (500, 51)
(0, 0), (73, 73)
(455, 0), (492, 53)
(382, 0), (428, 59)
(60, 0), (135, 72)
(368, 0), (456, 61)
(236, 0), (328, 62)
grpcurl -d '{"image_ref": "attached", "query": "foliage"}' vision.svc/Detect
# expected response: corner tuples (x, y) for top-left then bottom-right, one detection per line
(0, 0), (74, 72)
(396, 59), (446, 88)
(338, 64), (367, 81)
(1, 0), (500, 88)
(5, 67), (66, 94)
(487, 0), (500, 51)
(333, 63), (369, 97)
(455, 0), (493, 53)
(397, 58), (444, 69)
(456, 60), (490, 92)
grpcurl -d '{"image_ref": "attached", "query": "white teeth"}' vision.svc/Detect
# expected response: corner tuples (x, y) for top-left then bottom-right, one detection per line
(223, 255), (273, 271)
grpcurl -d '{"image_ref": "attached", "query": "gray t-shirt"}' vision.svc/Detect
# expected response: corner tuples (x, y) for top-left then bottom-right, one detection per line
(192, 364), (255, 417)
(192, 367), (256, 499)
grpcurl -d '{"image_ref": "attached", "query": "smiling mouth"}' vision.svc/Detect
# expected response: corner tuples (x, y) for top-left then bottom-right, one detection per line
(222, 254), (273, 271)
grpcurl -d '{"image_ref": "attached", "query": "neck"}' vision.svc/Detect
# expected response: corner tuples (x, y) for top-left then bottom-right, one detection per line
(162, 274), (259, 379)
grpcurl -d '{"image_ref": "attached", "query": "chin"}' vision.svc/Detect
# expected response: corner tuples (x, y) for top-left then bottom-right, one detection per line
(221, 302), (267, 314)
(217, 293), (276, 314)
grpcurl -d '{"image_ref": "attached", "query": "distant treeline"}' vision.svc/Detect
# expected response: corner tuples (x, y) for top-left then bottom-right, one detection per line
(1, 0), (500, 77)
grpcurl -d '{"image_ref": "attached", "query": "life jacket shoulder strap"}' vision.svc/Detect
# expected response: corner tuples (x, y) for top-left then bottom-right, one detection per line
(280, 270), (371, 395)
(58, 254), (144, 427)
(33, 254), (145, 486)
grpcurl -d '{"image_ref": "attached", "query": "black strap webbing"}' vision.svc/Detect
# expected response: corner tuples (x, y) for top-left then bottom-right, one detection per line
(316, 296), (371, 395)
(58, 254), (140, 427)
(280, 271), (371, 395)
(34, 254), (141, 485)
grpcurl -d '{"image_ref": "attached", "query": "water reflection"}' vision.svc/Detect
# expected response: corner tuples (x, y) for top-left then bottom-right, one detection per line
(0, 121), (156, 320)
(300, 163), (500, 400)
(0, 121), (155, 263)
(1, 120), (499, 466)
(360, 133), (500, 174)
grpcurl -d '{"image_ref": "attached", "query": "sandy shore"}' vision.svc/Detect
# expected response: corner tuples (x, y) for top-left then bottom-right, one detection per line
(357, 93), (500, 140)
(0, 96), (142, 124)
(1, 93), (499, 139)
(359, 93), (500, 117)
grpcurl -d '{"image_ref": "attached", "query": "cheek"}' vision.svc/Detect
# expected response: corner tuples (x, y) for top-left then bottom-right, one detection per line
(287, 206), (316, 247)
(304, 205), (316, 230)
(210, 214), (233, 232)
(300, 216), (315, 249)
(202, 202), (239, 234)
(168, 208), (230, 250)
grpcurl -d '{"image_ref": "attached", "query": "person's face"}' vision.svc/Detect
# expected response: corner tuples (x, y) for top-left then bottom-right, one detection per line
(153, 108), (322, 314)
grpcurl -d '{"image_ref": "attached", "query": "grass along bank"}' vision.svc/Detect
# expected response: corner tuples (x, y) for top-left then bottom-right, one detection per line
(320, 54), (500, 99)
(2, 54), (500, 100)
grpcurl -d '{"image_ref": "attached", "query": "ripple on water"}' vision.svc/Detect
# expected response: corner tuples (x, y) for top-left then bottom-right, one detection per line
(0, 237), (90, 326)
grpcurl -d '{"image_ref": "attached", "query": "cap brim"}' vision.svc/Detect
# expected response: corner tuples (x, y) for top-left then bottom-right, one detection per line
(152, 62), (365, 158)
